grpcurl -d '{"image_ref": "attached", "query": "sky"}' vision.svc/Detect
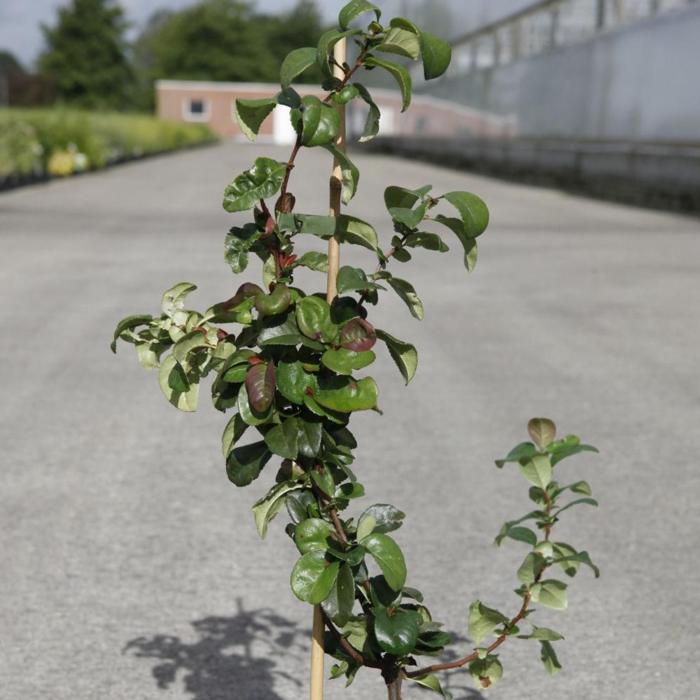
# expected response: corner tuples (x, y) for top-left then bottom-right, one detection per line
(0, 0), (532, 68)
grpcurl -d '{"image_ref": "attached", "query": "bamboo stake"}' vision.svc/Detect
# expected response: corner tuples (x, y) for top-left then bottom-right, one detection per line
(311, 36), (348, 700)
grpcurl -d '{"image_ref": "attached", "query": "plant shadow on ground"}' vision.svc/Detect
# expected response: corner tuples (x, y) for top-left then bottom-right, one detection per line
(124, 598), (307, 700)
(125, 606), (485, 700)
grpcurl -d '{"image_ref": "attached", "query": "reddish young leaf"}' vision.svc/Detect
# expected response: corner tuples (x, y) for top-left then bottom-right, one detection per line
(340, 318), (376, 352)
(245, 362), (276, 413)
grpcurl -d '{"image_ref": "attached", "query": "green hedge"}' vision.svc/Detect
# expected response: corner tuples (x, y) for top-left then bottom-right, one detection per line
(0, 108), (217, 179)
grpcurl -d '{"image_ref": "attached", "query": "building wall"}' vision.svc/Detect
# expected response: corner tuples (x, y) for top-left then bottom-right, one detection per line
(424, 6), (700, 142)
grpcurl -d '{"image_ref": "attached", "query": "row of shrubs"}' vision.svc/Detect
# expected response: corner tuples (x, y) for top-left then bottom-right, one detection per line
(0, 109), (217, 181)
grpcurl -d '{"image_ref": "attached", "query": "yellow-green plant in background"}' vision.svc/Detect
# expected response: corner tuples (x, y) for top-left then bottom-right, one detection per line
(0, 109), (216, 180)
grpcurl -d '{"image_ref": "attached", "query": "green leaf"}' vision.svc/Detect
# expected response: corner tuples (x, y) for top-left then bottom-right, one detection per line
(338, 0), (381, 29)
(111, 314), (152, 352)
(315, 376), (379, 413)
(237, 383), (272, 426)
(376, 329), (418, 384)
(337, 215), (379, 252)
(324, 145), (360, 204)
(495, 441), (537, 468)
(226, 441), (272, 487)
(442, 191), (490, 237)
(360, 533), (406, 591)
(530, 580), (568, 610)
(292, 95), (340, 147)
(233, 97), (276, 141)
(494, 523), (537, 547)
(549, 437), (599, 466)
(364, 56), (412, 111)
(408, 673), (452, 698)
(296, 251), (329, 272)
(245, 362), (276, 414)
(297, 419), (323, 458)
(252, 481), (302, 538)
(224, 224), (262, 274)
(321, 348), (376, 375)
(519, 454), (553, 489)
(359, 504), (405, 534)
(468, 655), (503, 689)
(280, 47), (317, 88)
(540, 640), (562, 676)
(404, 232), (449, 252)
(172, 330), (215, 372)
(223, 158), (287, 213)
(295, 518), (333, 554)
(222, 413), (248, 458)
(356, 514), (376, 541)
(519, 626), (565, 642)
(552, 546), (600, 578)
(336, 266), (384, 294)
(468, 601), (508, 646)
(420, 31), (452, 80)
(290, 551), (340, 604)
(385, 276), (424, 320)
(162, 282), (197, 318)
(354, 83), (380, 142)
(553, 498), (599, 517)
(322, 563), (355, 626)
(528, 418), (557, 449)
(296, 296), (338, 343)
(339, 318), (377, 352)
(517, 552), (547, 586)
(384, 184), (430, 210)
(264, 418), (299, 460)
(374, 608), (421, 656)
(317, 28), (362, 77)
(276, 360), (318, 404)
(158, 355), (199, 412)
(377, 22), (421, 60)
(389, 203), (428, 229)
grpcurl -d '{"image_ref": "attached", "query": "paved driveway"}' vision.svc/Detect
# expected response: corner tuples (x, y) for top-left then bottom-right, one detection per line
(1, 142), (699, 699)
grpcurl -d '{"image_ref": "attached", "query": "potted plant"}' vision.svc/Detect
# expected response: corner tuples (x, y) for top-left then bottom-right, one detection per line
(112, 3), (600, 697)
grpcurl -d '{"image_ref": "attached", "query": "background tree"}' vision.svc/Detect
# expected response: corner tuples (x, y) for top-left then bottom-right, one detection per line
(132, 0), (326, 109)
(38, 0), (132, 109)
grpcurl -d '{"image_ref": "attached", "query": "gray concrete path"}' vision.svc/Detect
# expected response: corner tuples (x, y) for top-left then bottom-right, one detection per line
(1, 142), (699, 700)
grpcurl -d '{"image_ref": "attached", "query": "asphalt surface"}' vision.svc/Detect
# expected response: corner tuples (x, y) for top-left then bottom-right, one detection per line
(2, 142), (699, 700)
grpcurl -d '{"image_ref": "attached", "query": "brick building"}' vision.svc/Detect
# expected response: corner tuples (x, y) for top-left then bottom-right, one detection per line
(156, 79), (515, 143)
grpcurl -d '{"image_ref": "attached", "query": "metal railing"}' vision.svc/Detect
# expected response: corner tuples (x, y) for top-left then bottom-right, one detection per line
(445, 0), (698, 76)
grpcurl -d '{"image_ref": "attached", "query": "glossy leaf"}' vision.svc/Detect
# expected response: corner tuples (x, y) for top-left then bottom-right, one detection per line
(359, 504), (406, 534)
(245, 362), (276, 414)
(296, 251), (329, 272)
(296, 296), (338, 343)
(111, 314), (152, 352)
(221, 413), (248, 458)
(317, 28), (362, 77)
(404, 231), (449, 252)
(297, 419), (323, 458)
(276, 360), (318, 404)
(384, 184), (430, 210)
(377, 22), (420, 60)
(223, 158), (287, 213)
(324, 145), (360, 204)
(254, 284), (292, 317)
(321, 348), (376, 375)
(354, 83), (380, 142)
(226, 441), (272, 487)
(495, 441), (537, 468)
(338, 0), (381, 29)
(374, 608), (421, 656)
(315, 376), (379, 413)
(469, 655), (503, 690)
(360, 533), (406, 591)
(364, 56), (412, 111)
(376, 329), (418, 384)
(322, 562), (355, 626)
(420, 31), (452, 80)
(252, 481), (302, 538)
(280, 47), (317, 88)
(408, 673), (452, 698)
(517, 552), (547, 585)
(158, 355), (199, 412)
(234, 98), (276, 141)
(336, 266), (383, 295)
(290, 551), (340, 604)
(295, 518), (333, 554)
(292, 95), (340, 147)
(264, 418), (299, 459)
(340, 318), (377, 352)
(385, 276), (424, 320)
(162, 282), (197, 318)
(443, 191), (490, 237)
(540, 641), (562, 676)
